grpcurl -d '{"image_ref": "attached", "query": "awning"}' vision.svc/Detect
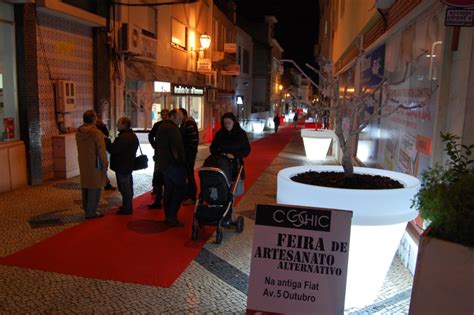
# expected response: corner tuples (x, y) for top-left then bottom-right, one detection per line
(125, 60), (205, 86)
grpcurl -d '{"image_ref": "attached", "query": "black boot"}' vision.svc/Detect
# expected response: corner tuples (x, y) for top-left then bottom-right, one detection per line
(148, 200), (162, 209)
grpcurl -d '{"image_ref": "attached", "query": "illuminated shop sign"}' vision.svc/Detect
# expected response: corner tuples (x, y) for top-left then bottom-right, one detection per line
(154, 81), (171, 92)
(171, 84), (204, 95)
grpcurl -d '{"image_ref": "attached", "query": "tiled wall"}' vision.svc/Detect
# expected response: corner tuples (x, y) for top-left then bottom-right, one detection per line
(36, 12), (94, 179)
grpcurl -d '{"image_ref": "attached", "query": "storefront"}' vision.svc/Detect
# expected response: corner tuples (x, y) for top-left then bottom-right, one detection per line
(124, 81), (205, 131)
(355, 6), (445, 180)
(340, 3), (447, 275)
(0, 2), (27, 192)
(0, 2), (19, 142)
(170, 84), (204, 129)
(124, 61), (207, 138)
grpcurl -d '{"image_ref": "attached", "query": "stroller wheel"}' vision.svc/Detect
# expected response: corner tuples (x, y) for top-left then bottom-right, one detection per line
(236, 216), (244, 233)
(192, 222), (200, 240)
(215, 228), (223, 244)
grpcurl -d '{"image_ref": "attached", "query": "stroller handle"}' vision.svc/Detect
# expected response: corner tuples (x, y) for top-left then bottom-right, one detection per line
(230, 164), (244, 195)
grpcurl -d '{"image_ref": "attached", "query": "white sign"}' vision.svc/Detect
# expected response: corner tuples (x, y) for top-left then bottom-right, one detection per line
(247, 204), (352, 315)
(197, 58), (212, 72)
(445, 8), (473, 26)
(154, 81), (171, 93)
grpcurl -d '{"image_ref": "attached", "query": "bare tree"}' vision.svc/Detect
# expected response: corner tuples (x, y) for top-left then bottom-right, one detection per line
(306, 51), (438, 175)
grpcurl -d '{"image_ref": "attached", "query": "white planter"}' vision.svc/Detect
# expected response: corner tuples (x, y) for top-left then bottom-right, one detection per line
(301, 129), (339, 161)
(266, 117), (275, 129)
(252, 120), (265, 133)
(409, 231), (474, 314)
(277, 165), (420, 309)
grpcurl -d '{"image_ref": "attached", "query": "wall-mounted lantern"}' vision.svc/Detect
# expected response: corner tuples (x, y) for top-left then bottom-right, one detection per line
(200, 33), (211, 50)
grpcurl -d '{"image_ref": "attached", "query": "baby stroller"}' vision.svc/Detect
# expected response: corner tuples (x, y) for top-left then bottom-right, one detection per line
(191, 154), (245, 244)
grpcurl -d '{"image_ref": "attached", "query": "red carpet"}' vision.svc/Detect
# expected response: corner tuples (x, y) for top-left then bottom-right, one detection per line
(0, 126), (298, 287)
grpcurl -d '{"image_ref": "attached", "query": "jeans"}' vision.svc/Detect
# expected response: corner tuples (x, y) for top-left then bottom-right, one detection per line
(162, 164), (186, 221)
(81, 188), (102, 216)
(116, 172), (134, 213)
(185, 150), (197, 200)
(152, 168), (164, 203)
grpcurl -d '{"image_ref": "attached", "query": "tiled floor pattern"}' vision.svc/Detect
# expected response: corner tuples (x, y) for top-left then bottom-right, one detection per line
(0, 127), (414, 314)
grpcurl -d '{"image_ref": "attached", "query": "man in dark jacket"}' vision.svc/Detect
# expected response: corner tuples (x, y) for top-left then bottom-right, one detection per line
(273, 113), (281, 134)
(147, 108), (169, 209)
(156, 109), (186, 227)
(107, 117), (139, 215)
(180, 108), (199, 205)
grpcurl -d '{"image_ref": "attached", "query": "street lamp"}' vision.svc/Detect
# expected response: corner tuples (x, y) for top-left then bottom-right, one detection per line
(196, 33), (211, 72)
(200, 33), (211, 50)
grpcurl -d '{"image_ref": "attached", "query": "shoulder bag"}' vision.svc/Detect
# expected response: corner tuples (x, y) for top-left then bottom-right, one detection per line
(134, 144), (148, 170)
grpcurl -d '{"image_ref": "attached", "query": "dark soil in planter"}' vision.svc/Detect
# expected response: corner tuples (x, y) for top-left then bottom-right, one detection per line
(291, 171), (404, 189)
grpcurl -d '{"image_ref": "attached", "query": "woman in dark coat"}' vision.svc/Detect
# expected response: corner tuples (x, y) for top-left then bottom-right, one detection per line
(210, 112), (251, 176)
(210, 112), (251, 225)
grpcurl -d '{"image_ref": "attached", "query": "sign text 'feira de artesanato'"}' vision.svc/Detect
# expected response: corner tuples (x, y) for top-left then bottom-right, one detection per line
(247, 204), (353, 315)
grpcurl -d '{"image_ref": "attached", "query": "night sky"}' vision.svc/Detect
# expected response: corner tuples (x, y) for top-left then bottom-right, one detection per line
(235, 0), (319, 66)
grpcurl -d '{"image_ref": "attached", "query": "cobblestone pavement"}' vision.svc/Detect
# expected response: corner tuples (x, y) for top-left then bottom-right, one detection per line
(0, 126), (413, 314)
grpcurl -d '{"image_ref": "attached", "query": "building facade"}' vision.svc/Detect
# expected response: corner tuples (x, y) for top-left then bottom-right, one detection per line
(119, 1), (208, 141)
(235, 26), (253, 120)
(2, 0), (242, 191)
(4, 0), (108, 189)
(237, 14), (283, 122)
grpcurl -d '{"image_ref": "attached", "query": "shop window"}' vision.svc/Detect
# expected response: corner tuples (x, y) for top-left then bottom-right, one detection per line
(174, 96), (186, 109)
(0, 4), (19, 142)
(171, 95), (203, 130)
(151, 96), (168, 125)
(189, 96), (203, 130)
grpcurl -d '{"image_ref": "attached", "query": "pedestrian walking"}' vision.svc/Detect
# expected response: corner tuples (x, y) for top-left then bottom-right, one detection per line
(147, 108), (169, 209)
(293, 111), (299, 128)
(76, 110), (107, 219)
(273, 113), (281, 133)
(96, 115), (116, 191)
(180, 108), (199, 205)
(156, 109), (187, 227)
(107, 117), (139, 215)
(210, 112), (251, 226)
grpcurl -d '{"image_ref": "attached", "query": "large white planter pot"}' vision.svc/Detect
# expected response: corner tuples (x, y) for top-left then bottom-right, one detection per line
(252, 120), (265, 133)
(301, 129), (339, 161)
(409, 231), (474, 314)
(277, 165), (420, 309)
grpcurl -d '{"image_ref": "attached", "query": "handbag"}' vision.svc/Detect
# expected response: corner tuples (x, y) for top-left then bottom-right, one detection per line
(134, 144), (148, 170)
